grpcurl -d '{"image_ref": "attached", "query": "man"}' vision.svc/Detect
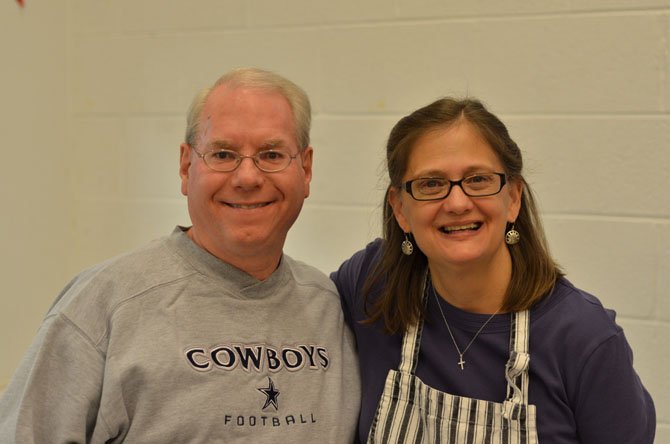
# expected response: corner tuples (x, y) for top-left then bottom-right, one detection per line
(0, 68), (360, 443)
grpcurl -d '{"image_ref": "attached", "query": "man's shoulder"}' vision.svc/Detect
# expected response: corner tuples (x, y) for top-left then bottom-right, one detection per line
(282, 255), (338, 297)
(49, 233), (195, 320)
(83, 234), (191, 286)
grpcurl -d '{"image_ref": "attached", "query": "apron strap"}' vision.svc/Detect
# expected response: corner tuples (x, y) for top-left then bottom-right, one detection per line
(505, 310), (531, 405)
(397, 271), (429, 375)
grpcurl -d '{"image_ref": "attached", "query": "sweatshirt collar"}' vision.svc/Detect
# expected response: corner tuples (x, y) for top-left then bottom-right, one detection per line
(168, 226), (291, 299)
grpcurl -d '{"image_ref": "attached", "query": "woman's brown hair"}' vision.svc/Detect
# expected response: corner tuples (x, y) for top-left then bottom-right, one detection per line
(363, 97), (563, 334)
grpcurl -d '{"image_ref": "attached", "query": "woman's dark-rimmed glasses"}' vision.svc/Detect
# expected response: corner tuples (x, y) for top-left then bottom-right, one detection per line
(403, 172), (507, 201)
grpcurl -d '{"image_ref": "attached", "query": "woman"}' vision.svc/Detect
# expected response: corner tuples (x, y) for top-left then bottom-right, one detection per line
(332, 98), (655, 443)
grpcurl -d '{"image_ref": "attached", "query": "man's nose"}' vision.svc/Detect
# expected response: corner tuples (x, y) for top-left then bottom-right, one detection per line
(231, 157), (264, 188)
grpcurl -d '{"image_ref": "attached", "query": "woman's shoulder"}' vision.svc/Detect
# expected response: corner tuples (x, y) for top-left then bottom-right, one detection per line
(330, 238), (388, 323)
(551, 278), (617, 319)
(533, 277), (622, 347)
(330, 238), (385, 288)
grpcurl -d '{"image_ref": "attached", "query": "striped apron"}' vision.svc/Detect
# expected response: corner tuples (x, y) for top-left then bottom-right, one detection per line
(367, 310), (537, 443)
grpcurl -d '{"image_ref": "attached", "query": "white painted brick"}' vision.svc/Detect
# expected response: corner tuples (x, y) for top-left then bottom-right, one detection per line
(543, 217), (656, 318)
(68, 199), (189, 275)
(396, 0), (573, 18)
(119, 36), (199, 114)
(129, 200), (191, 242)
(0, 239), (66, 390)
(318, 23), (474, 114)
(72, 29), (321, 115)
(176, 30), (322, 110)
(504, 117), (670, 217)
(0, 305), (48, 397)
(71, 0), (248, 34)
(397, 0), (670, 17)
(310, 116), (394, 206)
(70, 35), (135, 113)
(1, 0), (70, 389)
(572, 0), (670, 10)
(69, 0), (123, 33)
(656, 424), (670, 444)
(664, 14), (670, 112)
(119, 0), (248, 32)
(285, 204), (381, 274)
(617, 320), (670, 423)
(71, 117), (124, 199)
(657, 223), (670, 321)
(319, 15), (662, 114)
(122, 117), (185, 200)
(468, 15), (664, 113)
(72, 34), (206, 114)
(249, 0), (395, 26)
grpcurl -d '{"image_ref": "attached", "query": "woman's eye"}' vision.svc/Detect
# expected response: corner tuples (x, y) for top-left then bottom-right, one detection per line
(415, 179), (447, 195)
(422, 179), (445, 188)
(467, 174), (492, 184)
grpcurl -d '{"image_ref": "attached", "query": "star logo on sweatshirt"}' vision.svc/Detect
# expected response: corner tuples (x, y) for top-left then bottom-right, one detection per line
(258, 377), (280, 410)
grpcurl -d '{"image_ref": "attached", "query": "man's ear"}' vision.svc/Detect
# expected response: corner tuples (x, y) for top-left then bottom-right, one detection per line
(301, 146), (313, 198)
(179, 143), (192, 196)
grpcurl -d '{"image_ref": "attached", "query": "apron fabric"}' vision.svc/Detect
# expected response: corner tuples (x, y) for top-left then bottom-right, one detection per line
(367, 306), (538, 443)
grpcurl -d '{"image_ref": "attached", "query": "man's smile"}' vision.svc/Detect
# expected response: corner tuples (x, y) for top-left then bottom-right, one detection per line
(225, 202), (272, 209)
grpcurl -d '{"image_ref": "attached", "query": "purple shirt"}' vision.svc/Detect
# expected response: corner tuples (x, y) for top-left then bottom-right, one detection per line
(331, 239), (655, 444)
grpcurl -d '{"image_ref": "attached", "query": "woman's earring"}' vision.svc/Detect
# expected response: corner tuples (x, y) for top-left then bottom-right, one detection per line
(505, 224), (520, 245)
(401, 233), (414, 255)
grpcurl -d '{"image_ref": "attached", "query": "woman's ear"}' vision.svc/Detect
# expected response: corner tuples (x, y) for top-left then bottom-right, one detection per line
(388, 186), (411, 233)
(507, 178), (524, 222)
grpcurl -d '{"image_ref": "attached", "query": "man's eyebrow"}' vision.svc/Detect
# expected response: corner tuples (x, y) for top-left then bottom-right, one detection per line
(207, 140), (236, 150)
(259, 139), (287, 150)
(204, 139), (289, 151)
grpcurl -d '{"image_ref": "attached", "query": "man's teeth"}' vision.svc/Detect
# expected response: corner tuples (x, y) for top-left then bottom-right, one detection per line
(229, 203), (269, 209)
(441, 223), (480, 233)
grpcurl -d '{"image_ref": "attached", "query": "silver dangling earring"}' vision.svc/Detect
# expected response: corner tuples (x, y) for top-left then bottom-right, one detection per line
(505, 224), (520, 245)
(401, 233), (414, 255)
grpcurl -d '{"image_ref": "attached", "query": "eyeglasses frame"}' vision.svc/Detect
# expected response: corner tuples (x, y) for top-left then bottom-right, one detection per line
(190, 145), (301, 173)
(402, 172), (507, 201)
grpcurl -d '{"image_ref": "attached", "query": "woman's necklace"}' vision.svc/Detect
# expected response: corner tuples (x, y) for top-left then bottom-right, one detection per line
(433, 287), (501, 370)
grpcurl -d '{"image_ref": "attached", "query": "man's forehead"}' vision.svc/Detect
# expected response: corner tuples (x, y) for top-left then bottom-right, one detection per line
(197, 86), (297, 145)
(201, 86), (292, 122)
(205, 84), (288, 109)
(197, 112), (297, 151)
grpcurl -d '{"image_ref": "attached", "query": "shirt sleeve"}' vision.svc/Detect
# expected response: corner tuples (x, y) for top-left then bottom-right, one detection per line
(572, 329), (656, 444)
(0, 313), (113, 443)
(330, 239), (383, 329)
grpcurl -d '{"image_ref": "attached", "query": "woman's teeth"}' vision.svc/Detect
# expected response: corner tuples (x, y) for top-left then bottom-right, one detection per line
(440, 223), (481, 233)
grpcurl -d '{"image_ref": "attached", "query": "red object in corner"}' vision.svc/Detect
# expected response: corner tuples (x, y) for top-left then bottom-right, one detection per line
(17, 0), (24, 6)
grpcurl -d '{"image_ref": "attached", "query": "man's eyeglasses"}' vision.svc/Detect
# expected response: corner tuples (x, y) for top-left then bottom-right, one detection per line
(403, 172), (507, 201)
(192, 147), (299, 173)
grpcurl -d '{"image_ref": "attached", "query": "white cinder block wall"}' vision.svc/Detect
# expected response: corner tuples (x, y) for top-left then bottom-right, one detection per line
(1, 0), (668, 439)
(0, 1), (71, 404)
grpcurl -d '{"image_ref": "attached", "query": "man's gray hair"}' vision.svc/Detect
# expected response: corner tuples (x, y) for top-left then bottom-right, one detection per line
(184, 67), (311, 150)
